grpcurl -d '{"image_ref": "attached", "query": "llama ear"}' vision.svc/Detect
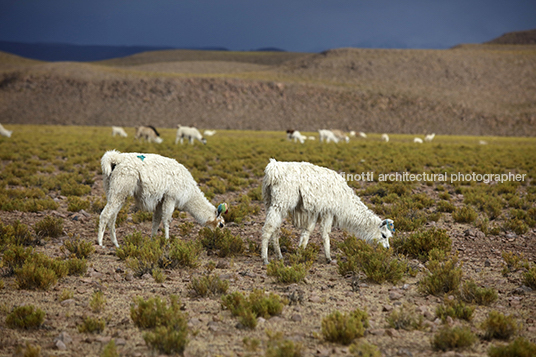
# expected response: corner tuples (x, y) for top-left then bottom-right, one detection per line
(217, 203), (228, 216)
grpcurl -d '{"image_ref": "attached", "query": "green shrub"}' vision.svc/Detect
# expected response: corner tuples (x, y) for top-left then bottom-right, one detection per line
(452, 206), (478, 223)
(503, 218), (529, 235)
(288, 244), (319, 266)
(459, 279), (498, 305)
(33, 215), (63, 238)
(432, 326), (476, 351)
(481, 311), (518, 340)
(130, 295), (185, 330)
(321, 310), (365, 345)
(198, 227), (244, 257)
(13, 342), (42, 357)
(488, 337), (536, 357)
(392, 227), (451, 262)
(177, 221), (194, 236)
(221, 289), (286, 329)
(143, 325), (188, 355)
(437, 200), (456, 213)
(15, 260), (59, 290)
(59, 289), (74, 302)
(65, 257), (88, 276)
(418, 255), (463, 296)
(501, 251), (529, 275)
(89, 291), (106, 313)
(132, 210), (153, 224)
(523, 266), (536, 289)
(435, 298), (474, 322)
(67, 196), (90, 212)
(265, 331), (303, 357)
(386, 304), (423, 330)
(101, 340), (119, 357)
(266, 260), (308, 284)
(61, 234), (94, 259)
(5, 305), (45, 329)
(0, 220), (35, 247)
(130, 295), (189, 355)
(78, 316), (106, 334)
(165, 239), (203, 268)
(349, 341), (381, 357)
(189, 274), (229, 297)
(338, 235), (407, 284)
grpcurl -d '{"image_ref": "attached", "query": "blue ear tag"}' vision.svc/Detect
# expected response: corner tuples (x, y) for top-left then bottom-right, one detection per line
(218, 203), (228, 215)
(137, 155), (146, 161)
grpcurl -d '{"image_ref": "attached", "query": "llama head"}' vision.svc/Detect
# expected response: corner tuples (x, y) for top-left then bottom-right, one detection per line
(207, 202), (227, 229)
(201, 137), (207, 145)
(379, 219), (395, 248)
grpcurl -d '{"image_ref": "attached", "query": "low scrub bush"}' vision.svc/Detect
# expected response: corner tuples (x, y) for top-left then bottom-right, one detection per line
(432, 326), (476, 351)
(13, 342), (41, 357)
(198, 227), (244, 257)
(503, 218), (529, 235)
(265, 330), (303, 357)
(117, 233), (202, 277)
(67, 196), (90, 212)
(488, 337), (536, 357)
(78, 316), (106, 334)
(189, 274), (229, 297)
(523, 266), (536, 289)
(452, 206), (478, 223)
(33, 215), (63, 238)
(321, 309), (366, 345)
(419, 254), (463, 296)
(459, 279), (498, 305)
(435, 298), (474, 322)
(101, 340), (119, 357)
(5, 305), (45, 329)
(144, 325), (188, 355)
(338, 235), (407, 284)
(132, 210), (153, 224)
(130, 295), (185, 330)
(501, 251), (529, 275)
(437, 200), (456, 213)
(65, 257), (88, 276)
(392, 227), (451, 262)
(349, 341), (381, 357)
(0, 220), (35, 247)
(221, 289), (287, 329)
(89, 291), (106, 313)
(288, 244), (319, 266)
(266, 260), (308, 284)
(61, 233), (94, 259)
(481, 310), (518, 340)
(386, 304), (423, 330)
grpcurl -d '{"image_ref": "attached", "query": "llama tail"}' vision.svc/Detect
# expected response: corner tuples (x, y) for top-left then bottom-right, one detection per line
(262, 158), (282, 209)
(101, 149), (123, 178)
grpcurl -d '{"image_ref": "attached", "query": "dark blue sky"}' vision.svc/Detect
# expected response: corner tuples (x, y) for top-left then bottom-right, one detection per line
(1, 0), (535, 52)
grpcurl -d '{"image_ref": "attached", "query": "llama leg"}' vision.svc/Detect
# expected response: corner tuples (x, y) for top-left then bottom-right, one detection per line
(160, 198), (176, 239)
(261, 207), (283, 264)
(319, 215), (334, 263)
(298, 218), (317, 249)
(98, 198), (125, 247)
(152, 201), (163, 237)
(272, 229), (283, 261)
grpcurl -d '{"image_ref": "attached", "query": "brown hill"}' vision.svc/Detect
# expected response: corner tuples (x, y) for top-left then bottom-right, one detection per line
(1, 46), (535, 136)
(485, 28), (536, 45)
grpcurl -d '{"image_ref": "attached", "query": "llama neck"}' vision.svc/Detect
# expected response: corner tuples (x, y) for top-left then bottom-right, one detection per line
(184, 189), (217, 225)
(340, 198), (382, 242)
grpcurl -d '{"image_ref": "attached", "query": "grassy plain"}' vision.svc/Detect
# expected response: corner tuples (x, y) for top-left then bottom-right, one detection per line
(0, 125), (535, 356)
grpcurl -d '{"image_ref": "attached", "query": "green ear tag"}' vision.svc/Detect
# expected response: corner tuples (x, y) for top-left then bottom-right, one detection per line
(137, 155), (146, 161)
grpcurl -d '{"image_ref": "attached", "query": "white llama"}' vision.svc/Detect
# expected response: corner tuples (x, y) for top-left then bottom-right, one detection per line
(261, 159), (395, 264)
(97, 150), (226, 247)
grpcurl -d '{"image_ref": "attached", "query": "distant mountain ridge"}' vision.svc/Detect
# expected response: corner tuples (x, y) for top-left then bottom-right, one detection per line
(0, 41), (244, 62)
(485, 28), (536, 45)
